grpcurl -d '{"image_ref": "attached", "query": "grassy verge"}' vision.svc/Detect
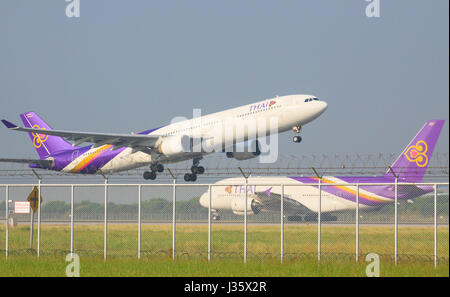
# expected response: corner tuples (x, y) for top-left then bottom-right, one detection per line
(1, 256), (448, 277)
(0, 224), (448, 276)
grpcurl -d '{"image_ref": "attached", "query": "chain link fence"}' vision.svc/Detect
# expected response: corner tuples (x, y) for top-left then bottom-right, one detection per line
(1, 181), (449, 266)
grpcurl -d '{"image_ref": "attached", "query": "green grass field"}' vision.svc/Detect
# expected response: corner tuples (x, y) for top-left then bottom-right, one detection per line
(0, 224), (448, 276)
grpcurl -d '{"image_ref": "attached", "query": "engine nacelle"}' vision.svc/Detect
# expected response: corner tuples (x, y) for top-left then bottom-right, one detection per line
(226, 151), (260, 161)
(157, 135), (191, 156)
(225, 140), (261, 160)
(231, 197), (262, 215)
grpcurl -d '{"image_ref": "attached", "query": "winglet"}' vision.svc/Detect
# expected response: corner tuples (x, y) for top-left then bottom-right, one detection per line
(264, 187), (273, 198)
(1, 120), (19, 129)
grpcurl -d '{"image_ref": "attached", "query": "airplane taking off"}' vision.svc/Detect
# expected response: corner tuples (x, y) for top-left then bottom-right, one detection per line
(199, 120), (445, 220)
(1, 94), (327, 182)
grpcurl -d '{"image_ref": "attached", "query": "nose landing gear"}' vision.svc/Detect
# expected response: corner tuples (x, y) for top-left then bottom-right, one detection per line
(292, 125), (302, 143)
(212, 210), (221, 221)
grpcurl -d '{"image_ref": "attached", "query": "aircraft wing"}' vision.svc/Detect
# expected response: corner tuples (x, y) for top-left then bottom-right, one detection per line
(0, 158), (53, 169)
(253, 189), (314, 214)
(1, 120), (162, 150)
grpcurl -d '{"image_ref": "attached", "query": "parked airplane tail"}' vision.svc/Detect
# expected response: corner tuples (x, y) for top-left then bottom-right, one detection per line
(19, 112), (74, 159)
(385, 120), (445, 182)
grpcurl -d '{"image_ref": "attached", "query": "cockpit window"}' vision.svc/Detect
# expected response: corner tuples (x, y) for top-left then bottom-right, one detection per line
(305, 97), (319, 102)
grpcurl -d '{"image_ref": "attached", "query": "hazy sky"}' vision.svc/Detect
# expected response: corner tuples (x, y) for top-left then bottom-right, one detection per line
(0, 0), (448, 161)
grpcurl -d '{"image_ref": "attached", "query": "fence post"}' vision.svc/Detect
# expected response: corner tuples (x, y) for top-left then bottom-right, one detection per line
(356, 183), (359, 263)
(312, 167), (322, 262)
(5, 185), (8, 258)
(70, 185), (74, 255)
(237, 167), (249, 264)
(37, 178), (41, 257)
(138, 184), (142, 260)
(394, 177), (398, 266)
(244, 178), (248, 264)
(388, 166), (399, 266)
(29, 206), (34, 250)
(208, 184), (212, 262)
(434, 184), (438, 268)
(172, 178), (176, 260)
(281, 184), (284, 264)
(318, 178), (321, 262)
(104, 177), (108, 261)
(166, 168), (177, 261)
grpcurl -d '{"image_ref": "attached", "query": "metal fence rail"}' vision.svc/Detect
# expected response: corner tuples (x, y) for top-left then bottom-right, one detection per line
(1, 181), (449, 267)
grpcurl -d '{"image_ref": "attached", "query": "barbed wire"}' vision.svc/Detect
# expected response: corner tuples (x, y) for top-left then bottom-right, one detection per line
(0, 152), (448, 182)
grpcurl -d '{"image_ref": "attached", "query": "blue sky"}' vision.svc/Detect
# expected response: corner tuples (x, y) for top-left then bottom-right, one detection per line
(0, 0), (448, 160)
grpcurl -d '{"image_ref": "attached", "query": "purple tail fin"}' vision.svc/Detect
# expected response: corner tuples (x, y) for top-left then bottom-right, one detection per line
(20, 112), (74, 159)
(386, 120), (445, 182)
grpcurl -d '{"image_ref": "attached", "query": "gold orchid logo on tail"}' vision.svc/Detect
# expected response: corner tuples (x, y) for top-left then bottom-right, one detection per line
(404, 140), (428, 167)
(32, 125), (48, 148)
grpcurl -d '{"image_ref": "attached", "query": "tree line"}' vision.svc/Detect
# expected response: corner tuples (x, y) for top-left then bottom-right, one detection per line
(0, 194), (448, 217)
(0, 197), (207, 215)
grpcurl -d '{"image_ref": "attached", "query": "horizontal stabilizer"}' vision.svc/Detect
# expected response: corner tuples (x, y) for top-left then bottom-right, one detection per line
(0, 158), (53, 169)
(1, 119), (18, 129)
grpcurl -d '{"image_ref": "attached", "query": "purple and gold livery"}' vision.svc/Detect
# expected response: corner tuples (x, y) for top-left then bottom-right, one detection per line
(200, 120), (445, 217)
(3, 112), (162, 174)
(1, 95), (328, 179)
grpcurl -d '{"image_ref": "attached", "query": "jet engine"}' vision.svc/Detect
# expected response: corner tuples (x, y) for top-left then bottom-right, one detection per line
(157, 135), (191, 156)
(225, 140), (261, 161)
(231, 197), (262, 215)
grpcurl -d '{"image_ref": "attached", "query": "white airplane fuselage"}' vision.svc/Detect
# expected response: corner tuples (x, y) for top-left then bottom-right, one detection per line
(79, 94), (327, 174)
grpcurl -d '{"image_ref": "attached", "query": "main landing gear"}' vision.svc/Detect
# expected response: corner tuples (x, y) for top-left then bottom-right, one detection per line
(292, 125), (302, 143)
(143, 163), (164, 180)
(184, 158), (205, 182)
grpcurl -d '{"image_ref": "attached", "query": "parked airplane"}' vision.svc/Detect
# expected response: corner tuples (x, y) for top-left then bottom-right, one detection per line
(199, 120), (445, 220)
(0, 94), (327, 181)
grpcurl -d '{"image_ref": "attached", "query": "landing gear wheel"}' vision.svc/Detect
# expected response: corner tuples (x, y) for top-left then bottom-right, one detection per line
(184, 173), (191, 182)
(156, 164), (164, 173)
(184, 173), (197, 182)
(185, 158), (202, 182)
(193, 158), (200, 166)
(191, 165), (204, 174)
(143, 171), (157, 180)
(293, 136), (302, 143)
(197, 166), (205, 174)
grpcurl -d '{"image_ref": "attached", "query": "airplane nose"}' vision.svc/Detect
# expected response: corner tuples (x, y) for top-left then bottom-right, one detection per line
(318, 101), (328, 114)
(199, 192), (208, 208)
